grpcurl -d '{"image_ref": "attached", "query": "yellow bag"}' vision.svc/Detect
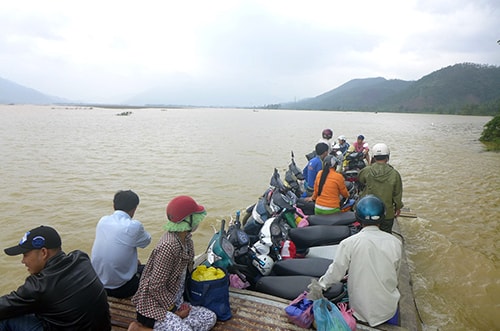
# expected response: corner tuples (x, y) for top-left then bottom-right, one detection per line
(191, 265), (225, 281)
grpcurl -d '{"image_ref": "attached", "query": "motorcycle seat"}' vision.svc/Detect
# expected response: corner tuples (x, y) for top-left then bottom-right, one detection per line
(255, 275), (345, 302)
(272, 257), (332, 277)
(307, 211), (356, 226)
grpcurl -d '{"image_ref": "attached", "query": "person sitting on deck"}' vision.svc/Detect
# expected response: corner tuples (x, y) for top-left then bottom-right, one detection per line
(91, 190), (152, 298)
(128, 196), (217, 331)
(0, 225), (111, 330)
(309, 195), (402, 327)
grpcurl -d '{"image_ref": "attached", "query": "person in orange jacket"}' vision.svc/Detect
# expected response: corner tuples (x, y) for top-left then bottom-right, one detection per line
(306, 155), (349, 215)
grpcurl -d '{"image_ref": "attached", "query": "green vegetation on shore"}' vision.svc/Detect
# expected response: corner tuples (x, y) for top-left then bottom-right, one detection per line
(480, 112), (500, 151)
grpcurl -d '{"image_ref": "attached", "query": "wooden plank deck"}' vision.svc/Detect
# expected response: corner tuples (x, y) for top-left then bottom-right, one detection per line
(109, 287), (415, 331)
(109, 289), (307, 331)
(108, 297), (135, 331)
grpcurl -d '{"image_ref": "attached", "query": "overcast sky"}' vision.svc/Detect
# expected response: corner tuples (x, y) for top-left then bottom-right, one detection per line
(1, 0), (499, 106)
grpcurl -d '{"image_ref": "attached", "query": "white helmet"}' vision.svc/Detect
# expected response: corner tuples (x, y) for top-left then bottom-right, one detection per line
(252, 254), (275, 276)
(372, 143), (390, 157)
(337, 135), (346, 141)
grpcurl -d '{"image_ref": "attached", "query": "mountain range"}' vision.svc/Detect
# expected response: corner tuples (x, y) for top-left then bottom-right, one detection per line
(1, 63), (499, 115)
(281, 63), (500, 115)
(0, 78), (68, 105)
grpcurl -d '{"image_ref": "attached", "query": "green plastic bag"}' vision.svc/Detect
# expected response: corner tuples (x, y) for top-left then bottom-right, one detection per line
(313, 298), (351, 331)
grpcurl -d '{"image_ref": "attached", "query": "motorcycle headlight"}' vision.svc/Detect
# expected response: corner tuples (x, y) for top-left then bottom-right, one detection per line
(270, 222), (281, 237)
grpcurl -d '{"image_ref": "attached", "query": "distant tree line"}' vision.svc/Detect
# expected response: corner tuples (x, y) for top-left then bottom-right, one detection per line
(458, 99), (500, 116)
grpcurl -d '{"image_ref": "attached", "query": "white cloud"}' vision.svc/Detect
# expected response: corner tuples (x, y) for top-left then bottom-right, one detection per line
(0, 0), (499, 105)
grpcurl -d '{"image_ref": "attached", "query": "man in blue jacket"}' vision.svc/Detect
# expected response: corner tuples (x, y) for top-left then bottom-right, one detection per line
(302, 142), (329, 197)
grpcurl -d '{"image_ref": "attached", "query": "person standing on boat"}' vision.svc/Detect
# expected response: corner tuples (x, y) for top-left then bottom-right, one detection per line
(129, 196), (216, 331)
(91, 190), (152, 298)
(311, 195), (402, 327)
(0, 225), (111, 330)
(305, 155), (349, 215)
(358, 143), (404, 233)
(302, 142), (330, 197)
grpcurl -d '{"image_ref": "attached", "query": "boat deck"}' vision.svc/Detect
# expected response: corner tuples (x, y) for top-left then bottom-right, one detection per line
(110, 287), (415, 331)
(109, 213), (421, 331)
(109, 289), (307, 331)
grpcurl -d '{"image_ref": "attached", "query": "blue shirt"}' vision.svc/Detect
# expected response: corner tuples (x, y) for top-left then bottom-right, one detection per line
(339, 142), (350, 154)
(303, 156), (323, 189)
(91, 210), (151, 289)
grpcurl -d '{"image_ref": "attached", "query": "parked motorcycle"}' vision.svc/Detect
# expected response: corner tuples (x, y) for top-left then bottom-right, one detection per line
(342, 149), (367, 197)
(343, 149), (367, 171)
(283, 151), (305, 198)
(242, 167), (297, 243)
(204, 211), (347, 302)
(205, 161), (357, 302)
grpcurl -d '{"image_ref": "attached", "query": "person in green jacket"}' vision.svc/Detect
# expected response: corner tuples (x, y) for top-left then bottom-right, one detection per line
(358, 143), (403, 233)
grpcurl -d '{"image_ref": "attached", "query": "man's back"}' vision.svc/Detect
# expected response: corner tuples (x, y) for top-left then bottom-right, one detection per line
(335, 227), (402, 326)
(91, 210), (151, 289)
(303, 156), (323, 188)
(359, 162), (403, 220)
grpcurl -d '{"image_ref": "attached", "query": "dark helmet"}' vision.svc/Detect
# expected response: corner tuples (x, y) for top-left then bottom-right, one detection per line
(322, 128), (333, 140)
(355, 195), (385, 224)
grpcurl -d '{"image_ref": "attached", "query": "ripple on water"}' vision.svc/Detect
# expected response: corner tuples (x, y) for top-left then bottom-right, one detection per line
(1, 106), (498, 331)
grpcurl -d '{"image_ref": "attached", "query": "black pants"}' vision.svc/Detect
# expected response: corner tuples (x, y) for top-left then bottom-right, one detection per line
(136, 312), (156, 328)
(105, 264), (144, 299)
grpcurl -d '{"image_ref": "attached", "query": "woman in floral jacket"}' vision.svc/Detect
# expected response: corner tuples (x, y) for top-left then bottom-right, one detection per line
(129, 196), (217, 331)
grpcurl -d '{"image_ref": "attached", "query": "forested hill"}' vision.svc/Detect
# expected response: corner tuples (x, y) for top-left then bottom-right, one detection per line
(281, 63), (500, 115)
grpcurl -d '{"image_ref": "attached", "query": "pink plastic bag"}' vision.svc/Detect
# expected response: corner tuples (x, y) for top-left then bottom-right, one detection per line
(295, 207), (310, 227)
(229, 273), (250, 289)
(297, 217), (310, 227)
(337, 302), (356, 331)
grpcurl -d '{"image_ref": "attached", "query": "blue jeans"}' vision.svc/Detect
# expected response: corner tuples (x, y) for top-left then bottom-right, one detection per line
(0, 314), (43, 331)
(386, 307), (400, 325)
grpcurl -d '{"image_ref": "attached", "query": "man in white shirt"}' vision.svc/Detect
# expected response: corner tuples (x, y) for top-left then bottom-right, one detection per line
(91, 190), (151, 298)
(313, 194), (402, 327)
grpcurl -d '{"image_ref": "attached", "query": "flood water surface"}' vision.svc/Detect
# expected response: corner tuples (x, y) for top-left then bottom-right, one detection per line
(0, 105), (498, 331)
